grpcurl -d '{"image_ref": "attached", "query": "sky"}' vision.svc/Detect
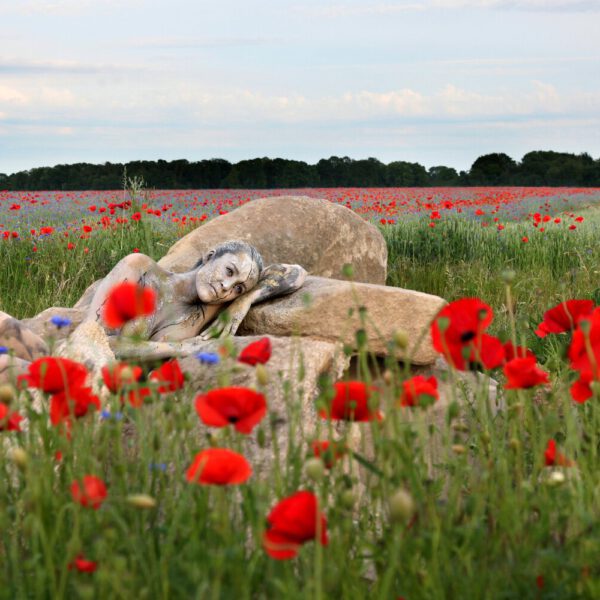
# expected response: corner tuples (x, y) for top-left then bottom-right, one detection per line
(1, 0), (599, 174)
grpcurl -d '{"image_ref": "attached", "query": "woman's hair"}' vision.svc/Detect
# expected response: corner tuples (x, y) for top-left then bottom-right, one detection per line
(193, 240), (264, 273)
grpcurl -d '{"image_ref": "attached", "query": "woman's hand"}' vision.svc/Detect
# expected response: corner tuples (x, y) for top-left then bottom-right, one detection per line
(198, 294), (254, 340)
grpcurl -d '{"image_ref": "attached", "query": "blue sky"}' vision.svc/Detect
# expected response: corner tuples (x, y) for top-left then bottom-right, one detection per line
(1, 0), (599, 174)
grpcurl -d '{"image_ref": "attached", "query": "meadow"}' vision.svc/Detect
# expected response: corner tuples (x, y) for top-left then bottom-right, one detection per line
(1, 187), (600, 599)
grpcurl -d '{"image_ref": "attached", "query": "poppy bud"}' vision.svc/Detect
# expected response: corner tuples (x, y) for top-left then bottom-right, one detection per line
(451, 444), (467, 455)
(509, 438), (520, 451)
(388, 489), (415, 523)
(544, 469), (566, 487)
(9, 447), (28, 470)
(0, 384), (16, 404)
(383, 369), (393, 385)
(119, 366), (136, 383)
(393, 330), (409, 349)
(501, 269), (516, 284)
(304, 457), (325, 482)
(256, 426), (267, 448)
(255, 364), (270, 386)
(355, 329), (367, 348)
(126, 494), (157, 509)
(340, 489), (355, 509)
(341, 263), (354, 278)
(436, 316), (450, 333)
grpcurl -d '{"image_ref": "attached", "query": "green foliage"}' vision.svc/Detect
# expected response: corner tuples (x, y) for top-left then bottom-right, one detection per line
(4, 151), (600, 190)
(1, 215), (600, 598)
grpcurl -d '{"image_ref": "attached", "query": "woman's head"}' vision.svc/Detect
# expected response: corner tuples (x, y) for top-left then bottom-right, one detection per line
(194, 240), (263, 304)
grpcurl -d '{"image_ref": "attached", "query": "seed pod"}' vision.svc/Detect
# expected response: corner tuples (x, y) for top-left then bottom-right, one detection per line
(126, 494), (157, 509)
(304, 457), (325, 482)
(9, 447), (28, 470)
(0, 384), (15, 404)
(388, 488), (415, 523)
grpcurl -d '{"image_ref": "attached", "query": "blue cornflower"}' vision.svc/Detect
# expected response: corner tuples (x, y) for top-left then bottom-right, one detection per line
(0, 346), (8, 355)
(149, 462), (168, 472)
(50, 315), (72, 329)
(195, 351), (220, 365)
(100, 410), (124, 421)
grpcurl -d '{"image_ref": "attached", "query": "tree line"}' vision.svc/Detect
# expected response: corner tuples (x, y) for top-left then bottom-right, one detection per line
(2, 151), (600, 190)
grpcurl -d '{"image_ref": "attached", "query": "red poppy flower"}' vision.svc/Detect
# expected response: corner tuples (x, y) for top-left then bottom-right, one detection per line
(101, 363), (149, 407)
(50, 386), (101, 426)
(0, 402), (23, 431)
(503, 357), (549, 389)
(399, 375), (439, 407)
(186, 448), (252, 485)
(534, 300), (594, 338)
(71, 475), (108, 509)
(503, 341), (536, 362)
(264, 490), (328, 560)
(149, 359), (184, 393)
(320, 381), (381, 422)
(18, 356), (88, 394)
(569, 368), (600, 404)
(102, 282), (156, 328)
(544, 439), (573, 467)
(68, 554), (98, 573)
(568, 307), (600, 372)
(238, 337), (272, 366)
(311, 440), (347, 468)
(431, 298), (504, 370)
(195, 387), (266, 434)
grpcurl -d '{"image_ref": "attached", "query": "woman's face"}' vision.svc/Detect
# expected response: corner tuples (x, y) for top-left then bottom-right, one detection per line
(195, 249), (260, 304)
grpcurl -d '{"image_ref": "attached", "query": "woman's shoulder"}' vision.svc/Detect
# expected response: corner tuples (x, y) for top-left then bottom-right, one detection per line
(118, 252), (158, 269)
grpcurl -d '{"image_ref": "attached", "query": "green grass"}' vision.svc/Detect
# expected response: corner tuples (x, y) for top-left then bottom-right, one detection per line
(1, 217), (599, 599)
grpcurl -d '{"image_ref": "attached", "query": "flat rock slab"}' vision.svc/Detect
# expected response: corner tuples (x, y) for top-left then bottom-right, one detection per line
(157, 195), (388, 284)
(239, 276), (446, 365)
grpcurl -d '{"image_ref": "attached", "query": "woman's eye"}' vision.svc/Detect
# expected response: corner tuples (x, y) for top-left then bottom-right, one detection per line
(226, 267), (233, 276)
(235, 285), (243, 294)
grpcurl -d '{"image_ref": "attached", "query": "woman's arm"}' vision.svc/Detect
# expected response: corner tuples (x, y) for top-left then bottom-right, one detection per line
(199, 263), (307, 339)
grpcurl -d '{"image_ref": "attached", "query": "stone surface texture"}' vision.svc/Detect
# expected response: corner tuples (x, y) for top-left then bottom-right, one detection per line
(115, 334), (353, 475)
(22, 307), (85, 341)
(55, 320), (115, 396)
(239, 276), (446, 365)
(157, 195), (388, 284)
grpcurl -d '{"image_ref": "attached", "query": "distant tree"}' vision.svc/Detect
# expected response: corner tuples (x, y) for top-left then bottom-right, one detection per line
(3, 152), (599, 189)
(428, 166), (459, 186)
(469, 153), (517, 185)
(386, 161), (428, 186)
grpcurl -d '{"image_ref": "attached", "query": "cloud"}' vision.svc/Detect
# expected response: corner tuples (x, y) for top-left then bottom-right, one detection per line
(432, 0), (599, 10)
(126, 36), (282, 50)
(0, 58), (141, 76)
(300, 0), (599, 16)
(0, 0), (142, 16)
(2, 76), (598, 127)
(0, 85), (28, 104)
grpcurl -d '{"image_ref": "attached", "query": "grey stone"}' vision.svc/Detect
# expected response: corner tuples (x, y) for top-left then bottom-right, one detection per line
(157, 195), (388, 284)
(239, 276), (446, 365)
(22, 307), (85, 341)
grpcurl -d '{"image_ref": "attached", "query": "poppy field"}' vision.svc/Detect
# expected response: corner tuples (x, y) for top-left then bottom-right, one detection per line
(1, 186), (600, 598)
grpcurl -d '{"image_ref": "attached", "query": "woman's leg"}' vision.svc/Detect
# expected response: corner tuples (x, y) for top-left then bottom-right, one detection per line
(0, 311), (48, 384)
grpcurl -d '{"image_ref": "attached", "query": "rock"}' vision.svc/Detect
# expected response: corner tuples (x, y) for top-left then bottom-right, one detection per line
(113, 334), (353, 476)
(55, 321), (115, 396)
(22, 307), (85, 341)
(73, 280), (102, 311)
(157, 195), (388, 284)
(239, 276), (445, 365)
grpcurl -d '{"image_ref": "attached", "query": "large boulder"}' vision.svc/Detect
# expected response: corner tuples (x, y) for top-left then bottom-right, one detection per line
(239, 276), (446, 365)
(157, 195), (388, 284)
